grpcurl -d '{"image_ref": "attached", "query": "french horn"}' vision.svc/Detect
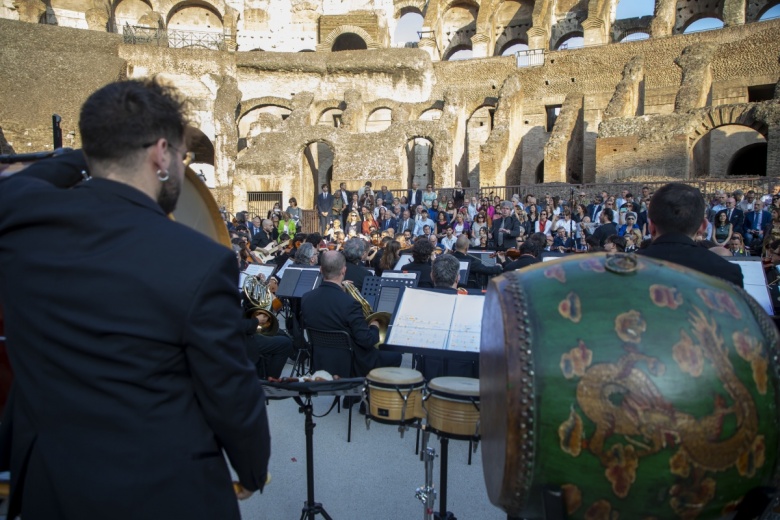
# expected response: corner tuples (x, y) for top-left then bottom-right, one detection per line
(242, 274), (279, 336)
(342, 280), (391, 347)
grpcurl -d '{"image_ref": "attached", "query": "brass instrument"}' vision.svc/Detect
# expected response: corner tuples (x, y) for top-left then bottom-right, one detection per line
(242, 274), (279, 336)
(342, 280), (390, 347)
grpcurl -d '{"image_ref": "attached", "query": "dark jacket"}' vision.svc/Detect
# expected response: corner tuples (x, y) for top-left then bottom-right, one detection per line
(403, 260), (434, 287)
(0, 151), (270, 520)
(637, 232), (744, 287)
(300, 281), (380, 376)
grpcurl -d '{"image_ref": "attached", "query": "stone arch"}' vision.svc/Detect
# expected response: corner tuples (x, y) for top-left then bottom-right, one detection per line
(442, 31), (475, 60)
(366, 107), (393, 133)
(238, 104), (292, 140)
(752, 0), (780, 21)
(689, 107), (769, 178)
(552, 29), (584, 49)
(673, 0), (724, 34)
(156, 0), (226, 24)
(112, 0), (155, 29)
(419, 108), (444, 121)
(318, 25), (379, 51)
(438, 0), (479, 59)
(317, 107), (344, 127)
(690, 105), (768, 142)
(394, 0), (427, 18)
(494, 25), (529, 55)
(239, 97), (293, 121)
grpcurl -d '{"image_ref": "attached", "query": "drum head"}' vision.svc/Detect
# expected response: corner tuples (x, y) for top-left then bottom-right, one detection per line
(367, 367), (424, 385)
(428, 376), (479, 396)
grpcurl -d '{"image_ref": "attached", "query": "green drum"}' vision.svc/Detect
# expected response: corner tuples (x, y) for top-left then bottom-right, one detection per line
(480, 253), (780, 519)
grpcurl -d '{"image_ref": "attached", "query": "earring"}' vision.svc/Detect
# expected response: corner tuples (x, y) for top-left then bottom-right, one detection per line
(157, 169), (170, 182)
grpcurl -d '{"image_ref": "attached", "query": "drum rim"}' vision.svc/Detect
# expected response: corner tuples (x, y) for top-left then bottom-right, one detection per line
(427, 389), (480, 403)
(368, 380), (425, 390)
(367, 367), (424, 385)
(424, 424), (481, 442)
(427, 376), (480, 395)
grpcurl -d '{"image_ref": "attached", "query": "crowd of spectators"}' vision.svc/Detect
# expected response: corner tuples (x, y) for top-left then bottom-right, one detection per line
(221, 181), (780, 288)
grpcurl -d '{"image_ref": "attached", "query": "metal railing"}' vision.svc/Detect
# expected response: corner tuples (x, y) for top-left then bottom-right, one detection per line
(516, 48), (545, 67)
(123, 24), (226, 51)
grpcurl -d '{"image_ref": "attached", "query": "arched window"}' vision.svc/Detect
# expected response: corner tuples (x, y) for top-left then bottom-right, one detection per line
(446, 46), (474, 60)
(556, 34), (584, 50)
(500, 42), (528, 56)
(366, 108), (393, 133)
(683, 17), (724, 33)
(759, 4), (780, 20)
(394, 11), (423, 47)
(332, 33), (368, 51)
(114, 0), (153, 29)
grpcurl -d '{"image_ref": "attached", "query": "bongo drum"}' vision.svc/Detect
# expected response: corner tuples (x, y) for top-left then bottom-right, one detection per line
(480, 253), (780, 519)
(365, 367), (425, 424)
(425, 377), (480, 439)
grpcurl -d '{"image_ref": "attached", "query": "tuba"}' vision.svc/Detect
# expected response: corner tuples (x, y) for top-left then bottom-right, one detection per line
(242, 275), (279, 336)
(342, 280), (390, 347)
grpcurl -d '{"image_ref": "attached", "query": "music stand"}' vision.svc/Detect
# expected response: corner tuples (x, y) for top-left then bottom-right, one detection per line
(276, 267), (321, 299)
(262, 378), (365, 520)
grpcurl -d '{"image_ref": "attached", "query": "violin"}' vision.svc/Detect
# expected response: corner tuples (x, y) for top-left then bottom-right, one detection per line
(490, 248), (522, 260)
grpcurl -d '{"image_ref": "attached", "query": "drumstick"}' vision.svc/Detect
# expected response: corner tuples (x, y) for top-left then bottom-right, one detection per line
(233, 472), (272, 500)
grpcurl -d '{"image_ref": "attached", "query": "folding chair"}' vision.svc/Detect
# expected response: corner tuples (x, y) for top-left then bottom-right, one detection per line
(305, 328), (359, 442)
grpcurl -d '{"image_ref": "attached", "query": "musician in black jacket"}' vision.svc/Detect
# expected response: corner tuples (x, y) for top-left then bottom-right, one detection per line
(451, 235), (502, 288)
(489, 201), (521, 251)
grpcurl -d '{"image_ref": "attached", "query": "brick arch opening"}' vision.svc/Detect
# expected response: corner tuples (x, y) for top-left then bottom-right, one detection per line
(113, 0), (155, 29)
(318, 25), (378, 51)
(492, 0), (534, 55)
(690, 110), (769, 177)
(439, 1), (478, 59)
(728, 142), (768, 176)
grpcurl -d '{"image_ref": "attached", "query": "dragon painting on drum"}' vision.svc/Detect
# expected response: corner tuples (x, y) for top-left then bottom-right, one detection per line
(480, 253), (780, 520)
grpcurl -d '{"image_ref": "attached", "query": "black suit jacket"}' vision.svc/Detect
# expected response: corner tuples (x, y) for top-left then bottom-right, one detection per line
(300, 281), (380, 376)
(490, 216), (521, 250)
(344, 261), (372, 290)
(317, 192), (334, 214)
(727, 208), (745, 232)
(637, 232), (744, 287)
(403, 260), (434, 287)
(0, 152), (270, 519)
(503, 255), (541, 272)
(591, 221), (618, 247)
(408, 189), (423, 208)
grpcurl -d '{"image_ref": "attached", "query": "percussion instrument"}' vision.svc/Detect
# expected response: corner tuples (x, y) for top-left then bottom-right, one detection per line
(480, 253), (780, 519)
(424, 377), (480, 439)
(171, 167), (232, 248)
(365, 367), (424, 425)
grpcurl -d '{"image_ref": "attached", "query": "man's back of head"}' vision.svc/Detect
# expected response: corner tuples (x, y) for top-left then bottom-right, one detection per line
(431, 254), (460, 288)
(648, 183), (705, 237)
(343, 237), (366, 264)
(455, 234), (470, 253)
(320, 250), (346, 281)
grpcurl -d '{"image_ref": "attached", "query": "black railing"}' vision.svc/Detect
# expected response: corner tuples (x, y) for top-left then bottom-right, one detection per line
(123, 24), (225, 51)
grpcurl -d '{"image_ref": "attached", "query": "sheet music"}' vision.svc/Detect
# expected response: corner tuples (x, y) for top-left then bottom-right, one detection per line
(276, 258), (295, 279)
(376, 286), (401, 314)
(387, 288), (484, 352)
(382, 271), (417, 281)
(731, 260), (774, 315)
(394, 255), (414, 271)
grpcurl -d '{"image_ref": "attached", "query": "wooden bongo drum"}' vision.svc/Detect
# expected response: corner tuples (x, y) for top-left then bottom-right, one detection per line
(365, 367), (425, 424)
(480, 253), (780, 519)
(425, 377), (480, 439)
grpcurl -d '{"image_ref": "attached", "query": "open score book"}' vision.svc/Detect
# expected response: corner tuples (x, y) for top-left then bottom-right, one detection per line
(386, 288), (483, 353)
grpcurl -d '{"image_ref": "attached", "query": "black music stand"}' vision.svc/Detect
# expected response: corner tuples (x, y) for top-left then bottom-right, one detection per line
(277, 267), (321, 376)
(262, 378), (365, 520)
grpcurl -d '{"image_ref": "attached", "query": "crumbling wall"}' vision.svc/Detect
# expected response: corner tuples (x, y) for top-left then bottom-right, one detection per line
(544, 93), (584, 183)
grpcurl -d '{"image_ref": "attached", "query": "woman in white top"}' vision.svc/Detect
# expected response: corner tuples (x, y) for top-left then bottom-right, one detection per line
(285, 197), (301, 224)
(470, 212), (488, 247)
(535, 210), (552, 236)
(554, 208), (576, 236)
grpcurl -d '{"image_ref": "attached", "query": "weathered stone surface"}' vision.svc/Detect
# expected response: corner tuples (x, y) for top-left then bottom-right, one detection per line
(674, 43), (720, 113)
(604, 56), (645, 119)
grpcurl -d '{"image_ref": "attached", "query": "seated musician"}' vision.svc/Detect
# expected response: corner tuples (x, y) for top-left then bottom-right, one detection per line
(402, 237), (435, 287)
(241, 305), (293, 379)
(451, 235), (503, 288)
(502, 239), (542, 272)
(250, 218), (275, 250)
(301, 251), (402, 380)
(343, 237), (373, 290)
(414, 254), (478, 379)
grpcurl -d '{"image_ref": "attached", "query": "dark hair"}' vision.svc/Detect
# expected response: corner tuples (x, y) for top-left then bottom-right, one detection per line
(432, 254), (460, 288)
(79, 78), (187, 167)
(601, 207), (614, 222)
(412, 236), (434, 263)
(306, 233), (322, 246)
(605, 235), (627, 252)
(715, 209), (728, 224)
(519, 239), (541, 258)
(648, 183), (705, 237)
(528, 232), (547, 251)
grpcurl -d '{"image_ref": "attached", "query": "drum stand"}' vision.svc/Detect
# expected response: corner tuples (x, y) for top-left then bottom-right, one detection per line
(299, 395), (333, 520)
(416, 426), (480, 520)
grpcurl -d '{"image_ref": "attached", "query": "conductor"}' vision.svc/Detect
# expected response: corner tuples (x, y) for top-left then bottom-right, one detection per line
(0, 79), (270, 520)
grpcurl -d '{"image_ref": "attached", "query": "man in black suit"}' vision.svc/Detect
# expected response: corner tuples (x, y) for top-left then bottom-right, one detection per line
(586, 195), (602, 223)
(402, 237), (435, 287)
(451, 235), (502, 288)
(301, 251), (401, 377)
(0, 79), (270, 520)
(725, 197), (745, 234)
(638, 183), (743, 287)
(316, 183), (334, 234)
(489, 201), (521, 251)
(407, 181), (423, 211)
(591, 207), (618, 247)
